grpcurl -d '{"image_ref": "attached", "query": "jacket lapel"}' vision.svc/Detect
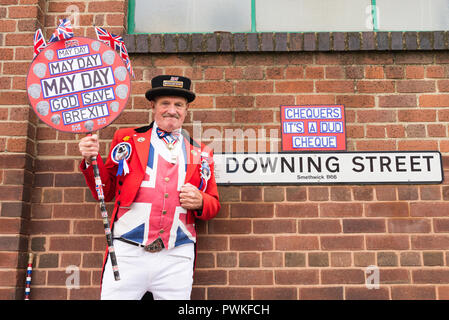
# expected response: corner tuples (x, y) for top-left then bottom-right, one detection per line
(182, 129), (201, 183)
(133, 127), (153, 171)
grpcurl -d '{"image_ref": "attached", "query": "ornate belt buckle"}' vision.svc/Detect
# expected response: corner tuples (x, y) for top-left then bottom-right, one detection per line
(144, 238), (164, 253)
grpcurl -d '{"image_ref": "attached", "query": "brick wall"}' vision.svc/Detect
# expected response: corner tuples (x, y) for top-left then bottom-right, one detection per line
(0, 0), (448, 300)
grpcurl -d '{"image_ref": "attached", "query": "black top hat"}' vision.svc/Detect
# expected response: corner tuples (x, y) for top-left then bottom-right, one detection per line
(145, 75), (196, 103)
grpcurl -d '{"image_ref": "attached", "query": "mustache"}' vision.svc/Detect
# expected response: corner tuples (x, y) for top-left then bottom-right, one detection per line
(162, 113), (180, 119)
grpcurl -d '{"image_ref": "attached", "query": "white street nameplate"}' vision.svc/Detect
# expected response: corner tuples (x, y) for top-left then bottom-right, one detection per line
(213, 151), (443, 185)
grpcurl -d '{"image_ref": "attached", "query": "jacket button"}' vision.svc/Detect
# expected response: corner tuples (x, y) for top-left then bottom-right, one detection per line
(117, 201), (121, 206)
(118, 181), (123, 186)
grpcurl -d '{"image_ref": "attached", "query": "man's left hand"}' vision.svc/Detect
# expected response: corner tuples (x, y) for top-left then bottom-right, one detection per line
(179, 183), (203, 210)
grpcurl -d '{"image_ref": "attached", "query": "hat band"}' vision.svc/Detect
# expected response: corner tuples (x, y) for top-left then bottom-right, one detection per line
(163, 80), (184, 88)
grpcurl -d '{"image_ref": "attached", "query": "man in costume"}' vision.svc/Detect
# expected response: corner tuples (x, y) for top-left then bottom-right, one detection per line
(78, 75), (220, 300)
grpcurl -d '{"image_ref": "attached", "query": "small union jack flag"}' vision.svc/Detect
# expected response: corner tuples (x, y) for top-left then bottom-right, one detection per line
(33, 29), (47, 59)
(119, 41), (135, 78)
(48, 18), (74, 43)
(95, 26), (123, 51)
(95, 26), (134, 78)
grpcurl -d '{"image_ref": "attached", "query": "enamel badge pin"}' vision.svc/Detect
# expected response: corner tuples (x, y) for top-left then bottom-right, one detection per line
(199, 153), (212, 192)
(111, 142), (132, 176)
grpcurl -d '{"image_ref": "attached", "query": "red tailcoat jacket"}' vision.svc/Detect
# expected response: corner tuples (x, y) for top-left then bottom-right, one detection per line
(80, 122), (220, 275)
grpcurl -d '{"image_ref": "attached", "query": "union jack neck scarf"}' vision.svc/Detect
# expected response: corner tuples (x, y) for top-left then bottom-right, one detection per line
(156, 127), (181, 150)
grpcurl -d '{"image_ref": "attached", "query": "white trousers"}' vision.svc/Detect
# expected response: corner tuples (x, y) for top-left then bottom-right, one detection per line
(101, 240), (195, 300)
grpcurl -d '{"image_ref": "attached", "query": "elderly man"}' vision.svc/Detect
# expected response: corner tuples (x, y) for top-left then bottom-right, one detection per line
(78, 75), (220, 300)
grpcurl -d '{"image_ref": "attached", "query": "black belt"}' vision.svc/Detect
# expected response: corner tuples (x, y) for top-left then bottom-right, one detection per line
(114, 237), (165, 253)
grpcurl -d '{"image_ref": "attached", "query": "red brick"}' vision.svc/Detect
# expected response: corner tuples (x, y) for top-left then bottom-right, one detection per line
(229, 270), (273, 285)
(320, 236), (364, 250)
(239, 252), (260, 267)
(366, 235), (410, 250)
(195, 81), (233, 94)
(395, 52), (433, 64)
(275, 270), (318, 285)
(3, 62), (30, 75)
(255, 95), (294, 108)
(316, 80), (354, 93)
(365, 66), (384, 79)
(53, 204), (96, 219)
(254, 287), (297, 300)
(343, 219), (386, 233)
(379, 95), (417, 108)
(235, 81), (273, 94)
(426, 66), (445, 78)
(49, 236), (93, 251)
(231, 203), (273, 218)
(0, 218), (21, 234)
(5, 33), (34, 46)
(357, 110), (397, 123)
(253, 219), (296, 234)
(31, 220), (70, 234)
(275, 236), (319, 250)
(70, 287), (101, 300)
(411, 203), (449, 217)
(196, 236), (227, 251)
(275, 80), (313, 93)
(300, 287), (343, 300)
(299, 219), (341, 234)
(276, 203), (318, 217)
(324, 66), (344, 79)
(405, 65), (425, 79)
(216, 96), (254, 108)
(379, 269), (410, 284)
(320, 203), (363, 217)
(391, 286), (436, 300)
(434, 219), (449, 232)
(385, 66), (404, 79)
(321, 269), (365, 284)
(411, 235), (449, 249)
(207, 287), (251, 300)
(308, 187), (329, 201)
(73, 220), (105, 235)
(438, 286), (449, 300)
(193, 110), (232, 123)
(0, 186), (23, 201)
(88, 1), (124, 12)
(240, 187), (262, 202)
(296, 94), (335, 104)
(47, 270), (90, 286)
(230, 236), (273, 251)
(419, 95), (449, 107)
(208, 219), (251, 234)
(235, 110), (273, 123)
(8, 5), (37, 18)
(193, 270), (227, 285)
(357, 81), (395, 93)
(387, 219), (431, 233)
(397, 80), (435, 93)
(366, 202), (408, 217)
(413, 270), (449, 284)
(345, 287), (390, 300)
(336, 95), (375, 108)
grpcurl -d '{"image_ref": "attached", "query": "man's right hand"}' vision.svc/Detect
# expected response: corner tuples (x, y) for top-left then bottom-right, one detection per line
(79, 134), (99, 165)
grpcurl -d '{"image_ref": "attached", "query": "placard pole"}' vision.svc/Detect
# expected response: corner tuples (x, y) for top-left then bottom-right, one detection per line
(90, 154), (120, 281)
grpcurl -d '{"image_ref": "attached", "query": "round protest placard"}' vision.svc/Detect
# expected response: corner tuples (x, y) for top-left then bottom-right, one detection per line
(26, 36), (131, 133)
